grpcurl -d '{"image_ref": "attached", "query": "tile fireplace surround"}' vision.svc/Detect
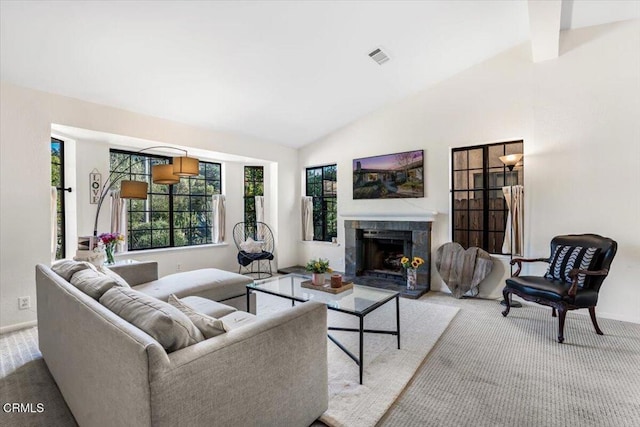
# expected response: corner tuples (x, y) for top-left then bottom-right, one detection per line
(344, 219), (433, 298)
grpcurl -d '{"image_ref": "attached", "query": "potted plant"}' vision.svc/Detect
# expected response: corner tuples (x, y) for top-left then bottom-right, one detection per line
(400, 256), (425, 290)
(305, 258), (332, 286)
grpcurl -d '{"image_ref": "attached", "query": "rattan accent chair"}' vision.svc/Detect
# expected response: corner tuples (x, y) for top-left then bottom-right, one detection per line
(233, 222), (275, 279)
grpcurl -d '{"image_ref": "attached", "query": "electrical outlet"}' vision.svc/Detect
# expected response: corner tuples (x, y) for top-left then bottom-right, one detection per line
(176, 263), (182, 272)
(18, 296), (30, 310)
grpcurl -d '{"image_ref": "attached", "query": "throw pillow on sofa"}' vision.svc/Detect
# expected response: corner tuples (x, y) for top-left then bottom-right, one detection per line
(70, 268), (125, 300)
(51, 260), (94, 281)
(168, 294), (228, 339)
(100, 287), (204, 352)
(97, 265), (131, 288)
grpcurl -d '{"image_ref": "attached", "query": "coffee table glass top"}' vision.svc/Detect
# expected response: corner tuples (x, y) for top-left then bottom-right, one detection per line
(247, 274), (398, 315)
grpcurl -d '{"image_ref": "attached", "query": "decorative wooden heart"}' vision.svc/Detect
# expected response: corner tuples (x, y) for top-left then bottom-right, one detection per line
(435, 242), (493, 298)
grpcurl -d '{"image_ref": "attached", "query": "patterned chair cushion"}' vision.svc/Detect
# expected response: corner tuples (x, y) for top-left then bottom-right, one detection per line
(545, 245), (601, 287)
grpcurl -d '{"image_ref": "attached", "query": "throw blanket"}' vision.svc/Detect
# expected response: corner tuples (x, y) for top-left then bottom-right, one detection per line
(238, 251), (274, 267)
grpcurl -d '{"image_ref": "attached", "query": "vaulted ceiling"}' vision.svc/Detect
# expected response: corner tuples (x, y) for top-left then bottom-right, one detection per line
(1, 1), (638, 147)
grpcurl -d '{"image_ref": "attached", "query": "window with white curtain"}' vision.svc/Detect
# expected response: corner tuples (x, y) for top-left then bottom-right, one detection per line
(451, 141), (524, 254)
(110, 149), (221, 250)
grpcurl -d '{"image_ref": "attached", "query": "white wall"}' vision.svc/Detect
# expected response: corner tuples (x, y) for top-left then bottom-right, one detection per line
(0, 84), (298, 331)
(298, 20), (640, 323)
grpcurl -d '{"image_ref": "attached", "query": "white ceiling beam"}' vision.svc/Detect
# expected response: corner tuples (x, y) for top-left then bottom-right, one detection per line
(528, 0), (562, 62)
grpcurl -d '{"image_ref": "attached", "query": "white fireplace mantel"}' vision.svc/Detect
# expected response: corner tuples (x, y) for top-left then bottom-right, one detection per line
(339, 211), (438, 222)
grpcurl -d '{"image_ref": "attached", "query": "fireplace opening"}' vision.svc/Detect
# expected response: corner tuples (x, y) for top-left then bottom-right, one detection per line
(361, 230), (412, 281)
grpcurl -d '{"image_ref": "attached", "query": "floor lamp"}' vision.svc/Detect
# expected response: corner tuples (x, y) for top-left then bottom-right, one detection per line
(92, 146), (200, 237)
(499, 154), (523, 308)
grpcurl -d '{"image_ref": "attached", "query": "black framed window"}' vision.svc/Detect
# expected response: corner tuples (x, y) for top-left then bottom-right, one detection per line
(110, 150), (221, 250)
(306, 164), (337, 242)
(51, 138), (66, 260)
(451, 140), (524, 254)
(244, 166), (264, 236)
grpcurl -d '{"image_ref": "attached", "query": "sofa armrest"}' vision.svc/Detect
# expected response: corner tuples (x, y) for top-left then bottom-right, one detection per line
(149, 301), (328, 427)
(109, 261), (158, 286)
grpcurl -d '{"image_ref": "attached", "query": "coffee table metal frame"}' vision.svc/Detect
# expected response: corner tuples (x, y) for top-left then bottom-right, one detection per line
(246, 274), (400, 384)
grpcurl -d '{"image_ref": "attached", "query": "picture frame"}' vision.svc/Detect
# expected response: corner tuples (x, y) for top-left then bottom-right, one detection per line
(353, 149), (424, 199)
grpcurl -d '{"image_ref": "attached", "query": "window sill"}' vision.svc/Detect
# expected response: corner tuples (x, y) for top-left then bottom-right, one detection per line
(300, 240), (341, 247)
(115, 242), (229, 257)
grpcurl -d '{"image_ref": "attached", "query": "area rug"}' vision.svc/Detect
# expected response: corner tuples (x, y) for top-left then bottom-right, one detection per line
(256, 293), (460, 427)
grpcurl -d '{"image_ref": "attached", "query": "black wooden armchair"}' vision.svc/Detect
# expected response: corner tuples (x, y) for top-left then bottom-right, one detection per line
(502, 234), (617, 343)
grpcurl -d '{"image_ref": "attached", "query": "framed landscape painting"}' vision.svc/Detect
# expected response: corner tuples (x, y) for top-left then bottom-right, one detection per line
(353, 149), (424, 199)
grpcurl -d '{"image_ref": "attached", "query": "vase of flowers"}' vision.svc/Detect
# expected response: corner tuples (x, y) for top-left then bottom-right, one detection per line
(305, 258), (332, 286)
(98, 232), (125, 265)
(400, 256), (425, 290)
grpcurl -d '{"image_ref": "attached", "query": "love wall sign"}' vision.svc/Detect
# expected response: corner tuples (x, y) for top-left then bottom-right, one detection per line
(90, 169), (101, 204)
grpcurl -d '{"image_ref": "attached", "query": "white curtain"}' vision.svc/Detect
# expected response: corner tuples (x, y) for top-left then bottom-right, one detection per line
(212, 195), (226, 244)
(51, 186), (58, 261)
(110, 190), (127, 252)
(255, 195), (265, 240)
(502, 185), (524, 255)
(302, 196), (314, 241)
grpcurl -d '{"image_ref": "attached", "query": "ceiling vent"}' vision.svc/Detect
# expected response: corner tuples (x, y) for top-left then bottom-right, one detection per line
(368, 48), (390, 65)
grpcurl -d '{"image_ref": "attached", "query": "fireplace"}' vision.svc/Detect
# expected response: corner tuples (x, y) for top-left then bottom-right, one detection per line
(361, 230), (413, 280)
(345, 219), (433, 297)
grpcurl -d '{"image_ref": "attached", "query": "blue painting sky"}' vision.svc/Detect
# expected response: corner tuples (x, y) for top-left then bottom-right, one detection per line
(353, 150), (423, 170)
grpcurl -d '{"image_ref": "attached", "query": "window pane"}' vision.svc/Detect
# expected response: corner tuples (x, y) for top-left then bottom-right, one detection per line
(190, 179), (206, 195)
(469, 211), (483, 230)
(468, 149), (483, 169)
(469, 169), (483, 189)
(453, 171), (468, 190)
(489, 189), (505, 210)
(151, 195), (169, 212)
(453, 150), (467, 171)
(488, 145), (505, 168)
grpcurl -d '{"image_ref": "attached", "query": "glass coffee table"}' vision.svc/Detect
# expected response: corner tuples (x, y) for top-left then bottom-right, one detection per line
(246, 274), (400, 384)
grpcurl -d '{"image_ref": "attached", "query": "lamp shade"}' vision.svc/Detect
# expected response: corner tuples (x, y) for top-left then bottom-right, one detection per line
(120, 180), (148, 199)
(173, 156), (199, 177)
(499, 153), (524, 171)
(152, 164), (180, 185)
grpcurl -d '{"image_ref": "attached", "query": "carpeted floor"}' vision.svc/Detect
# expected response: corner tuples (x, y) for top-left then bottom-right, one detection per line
(380, 294), (640, 427)
(2, 292), (639, 426)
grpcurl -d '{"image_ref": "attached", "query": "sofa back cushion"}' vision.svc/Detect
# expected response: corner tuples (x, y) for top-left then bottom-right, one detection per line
(70, 268), (131, 300)
(51, 260), (94, 281)
(100, 287), (204, 352)
(168, 294), (228, 339)
(98, 266), (131, 288)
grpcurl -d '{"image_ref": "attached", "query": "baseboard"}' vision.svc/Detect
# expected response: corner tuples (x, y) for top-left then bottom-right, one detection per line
(0, 320), (37, 335)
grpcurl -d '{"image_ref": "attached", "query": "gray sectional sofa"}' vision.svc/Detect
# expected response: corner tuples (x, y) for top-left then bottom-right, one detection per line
(35, 262), (328, 426)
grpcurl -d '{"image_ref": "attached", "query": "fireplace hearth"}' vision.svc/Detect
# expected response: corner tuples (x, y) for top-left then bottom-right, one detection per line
(345, 219), (432, 298)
